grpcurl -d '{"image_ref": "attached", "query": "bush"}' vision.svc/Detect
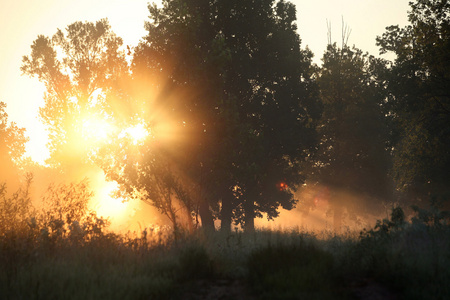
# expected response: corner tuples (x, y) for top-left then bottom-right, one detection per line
(246, 242), (336, 299)
(2, 177), (450, 299)
(178, 245), (212, 281)
(351, 204), (450, 299)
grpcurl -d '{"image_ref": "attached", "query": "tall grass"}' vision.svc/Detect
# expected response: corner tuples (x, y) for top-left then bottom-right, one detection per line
(1, 180), (449, 299)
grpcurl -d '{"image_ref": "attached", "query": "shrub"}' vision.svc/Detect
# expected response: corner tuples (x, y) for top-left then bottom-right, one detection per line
(350, 204), (450, 299)
(246, 242), (335, 299)
(178, 244), (213, 281)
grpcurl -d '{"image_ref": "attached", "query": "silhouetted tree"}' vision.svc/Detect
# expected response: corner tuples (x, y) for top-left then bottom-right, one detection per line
(0, 174), (33, 236)
(39, 180), (109, 243)
(312, 44), (392, 232)
(22, 18), (201, 232)
(0, 102), (29, 190)
(126, 0), (320, 231)
(99, 134), (196, 235)
(21, 19), (128, 171)
(376, 0), (450, 200)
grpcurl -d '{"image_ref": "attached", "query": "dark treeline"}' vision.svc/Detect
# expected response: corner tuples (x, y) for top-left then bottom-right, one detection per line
(2, 0), (449, 234)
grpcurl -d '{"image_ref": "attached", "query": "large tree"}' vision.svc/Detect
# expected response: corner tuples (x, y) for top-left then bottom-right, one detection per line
(111, 0), (320, 231)
(21, 19), (128, 172)
(376, 0), (450, 201)
(310, 44), (392, 231)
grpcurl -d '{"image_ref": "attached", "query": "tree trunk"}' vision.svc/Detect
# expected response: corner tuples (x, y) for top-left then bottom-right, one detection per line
(198, 197), (215, 231)
(220, 193), (232, 233)
(244, 199), (255, 232)
(167, 206), (180, 240)
(184, 207), (194, 234)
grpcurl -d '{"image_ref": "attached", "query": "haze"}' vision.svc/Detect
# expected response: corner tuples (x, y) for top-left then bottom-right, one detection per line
(1, 0), (409, 164)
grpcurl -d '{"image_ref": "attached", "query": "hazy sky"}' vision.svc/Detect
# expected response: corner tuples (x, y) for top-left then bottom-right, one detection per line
(0, 0), (410, 164)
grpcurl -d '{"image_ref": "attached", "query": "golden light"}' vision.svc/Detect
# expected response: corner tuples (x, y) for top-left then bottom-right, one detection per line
(81, 116), (114, 144)
(122, 122), (149, 145)
(94, 179), (129, 221)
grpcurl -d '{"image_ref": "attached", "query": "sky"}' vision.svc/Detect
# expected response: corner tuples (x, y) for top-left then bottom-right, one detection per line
(0, 0), (410, 164)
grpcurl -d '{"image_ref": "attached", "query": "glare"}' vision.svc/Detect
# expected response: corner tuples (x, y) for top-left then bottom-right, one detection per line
(94, 180), (129, 220)
(82, 118), (112, 141)
(123, 123), (149, 145)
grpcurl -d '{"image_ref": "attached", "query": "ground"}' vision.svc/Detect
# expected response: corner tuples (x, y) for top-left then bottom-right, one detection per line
(181, 277), (398, 300)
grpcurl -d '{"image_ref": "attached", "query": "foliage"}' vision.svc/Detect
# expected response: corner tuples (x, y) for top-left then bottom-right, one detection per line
(247, 242), (336, 299)
(1, 185), (450, 300)
(21, 19), (128, 168)
(0, 102), (28, 163)
(7, 1), (450, 298)
(359, 206), (406, 241)
(315, 44), (391, 195)
(99, 135), (195, 236)
(353, 205), (450, 299)
(411, 194), (450, 227)
(19, 3), (318, 234)
(303, 42), (393, 233)
(376, 0), (450, 197)
(178, 244), (213, 281)
(118, 0), (321, 232)
(0, 174), (33, 235)
(37, 180), (110, 247)
(0, 102), (29, 189)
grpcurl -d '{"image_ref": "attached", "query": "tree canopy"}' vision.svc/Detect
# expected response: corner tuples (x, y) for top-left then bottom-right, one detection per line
(0, 102), (29, 190)
(21, 19), (128, 171)
(102, 0), (321, 231)
(376, 0), (450, 199)
(306, 43), (392, 230)
(16, 0), (450, 233)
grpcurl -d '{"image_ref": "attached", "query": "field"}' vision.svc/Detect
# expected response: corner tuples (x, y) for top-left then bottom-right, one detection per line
(1, 204), (449, 300)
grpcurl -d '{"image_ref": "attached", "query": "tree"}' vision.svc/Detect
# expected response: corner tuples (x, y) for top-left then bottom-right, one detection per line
(376, 0), (450, 200)
(0, 174), (33, 236)
(0, 102), (29, 190)
(115, 0), (320, 231)
(99, 132), (196, 235)
(22, 19), (195, 233)
(21, 19), (128, 172)
(39, 180), (109, 244)
(312, 44), (392, 232)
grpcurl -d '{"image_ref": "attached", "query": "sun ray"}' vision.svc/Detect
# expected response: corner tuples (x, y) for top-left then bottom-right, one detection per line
(121, 121), (150, 145)
(95, 180), (128, 219)
(81, 117), (113, 142)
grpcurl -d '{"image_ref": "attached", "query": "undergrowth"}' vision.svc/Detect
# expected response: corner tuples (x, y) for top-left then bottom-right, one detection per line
(1, 180), (449, 299)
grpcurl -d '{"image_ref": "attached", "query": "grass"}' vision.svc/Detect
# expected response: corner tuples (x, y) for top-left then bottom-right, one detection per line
(1, 197), (450, 299)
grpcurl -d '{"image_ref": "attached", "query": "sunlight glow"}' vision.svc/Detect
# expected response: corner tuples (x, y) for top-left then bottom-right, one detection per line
(95, 180), (129, 221)
(87, 170), (156, 233)
(122, 122), (149, 145)
(81, 117), (113, 142)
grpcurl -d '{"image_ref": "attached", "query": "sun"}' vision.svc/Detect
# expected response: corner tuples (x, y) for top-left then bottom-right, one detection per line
(79, 114), (151, 147)
(121, 122), (150, 145)
(80, 114), (114, 145)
